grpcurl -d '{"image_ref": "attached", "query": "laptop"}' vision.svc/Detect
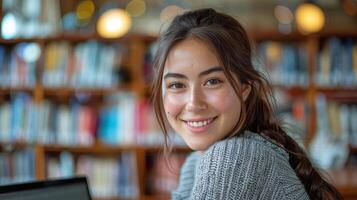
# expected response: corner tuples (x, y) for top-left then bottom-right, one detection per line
(0, 176), (92, 200)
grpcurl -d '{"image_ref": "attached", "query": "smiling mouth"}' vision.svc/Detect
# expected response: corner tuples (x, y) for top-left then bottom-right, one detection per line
(183, 117), (217, 128)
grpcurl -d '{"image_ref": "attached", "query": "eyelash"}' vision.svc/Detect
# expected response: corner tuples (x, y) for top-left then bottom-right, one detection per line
(167, 82), (185, 89)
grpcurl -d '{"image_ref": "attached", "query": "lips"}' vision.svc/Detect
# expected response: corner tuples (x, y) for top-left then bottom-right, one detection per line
(186, 118), (213, 127)
(183, 117), (217, 132)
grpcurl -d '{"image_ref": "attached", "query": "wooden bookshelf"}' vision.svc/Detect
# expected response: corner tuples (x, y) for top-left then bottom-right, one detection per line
(1, 28), (357, 199)
(0, 23), (161, 198)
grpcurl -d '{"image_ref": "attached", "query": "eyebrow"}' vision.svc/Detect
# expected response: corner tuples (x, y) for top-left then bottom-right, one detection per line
(163, 66), (223, 80)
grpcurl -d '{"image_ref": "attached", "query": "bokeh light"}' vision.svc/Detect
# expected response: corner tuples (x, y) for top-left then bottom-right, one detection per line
(160, 5), (185, 22)
(23, 43), (41, 63)
(295, 3), (325, 34)
(274, 5), (294, 24)
(97, 9), (132, 38)
(76, 0), (95, 21)
(126, 0), (146, 17)
(1, 13), (19, 39)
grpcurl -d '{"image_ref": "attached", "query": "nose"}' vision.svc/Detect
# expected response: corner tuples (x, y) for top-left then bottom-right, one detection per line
(186, 86), (207, 111)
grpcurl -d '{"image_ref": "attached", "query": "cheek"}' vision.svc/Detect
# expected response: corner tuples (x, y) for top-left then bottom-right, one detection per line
(206, 89), (240, 112)
(163, 94), (185, 117)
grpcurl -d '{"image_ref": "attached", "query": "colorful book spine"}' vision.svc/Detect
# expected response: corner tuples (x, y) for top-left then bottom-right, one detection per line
(0, 148), (36, 184)
(255, 41), (308, 86)
(317, 37), (357, 87)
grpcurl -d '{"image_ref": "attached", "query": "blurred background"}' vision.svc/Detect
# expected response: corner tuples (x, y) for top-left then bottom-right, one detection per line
(0, 0), (356, 199)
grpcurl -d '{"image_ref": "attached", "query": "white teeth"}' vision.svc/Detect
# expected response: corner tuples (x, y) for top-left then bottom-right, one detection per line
(186, 118), (213, 128)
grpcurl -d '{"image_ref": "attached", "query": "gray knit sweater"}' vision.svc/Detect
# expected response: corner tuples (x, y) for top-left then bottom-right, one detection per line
(172, 131), (310, 200)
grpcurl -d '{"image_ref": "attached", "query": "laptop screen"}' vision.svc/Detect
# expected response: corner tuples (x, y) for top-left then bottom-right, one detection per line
(0, 177), (92, 200)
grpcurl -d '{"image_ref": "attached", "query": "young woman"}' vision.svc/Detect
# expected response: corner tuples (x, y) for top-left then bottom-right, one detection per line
(151, 8), (342, 200)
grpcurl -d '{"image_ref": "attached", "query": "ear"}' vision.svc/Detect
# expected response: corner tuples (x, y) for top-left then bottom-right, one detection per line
(242, 84), (251, 101)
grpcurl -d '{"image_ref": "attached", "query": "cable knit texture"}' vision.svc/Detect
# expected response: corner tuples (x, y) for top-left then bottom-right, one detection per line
(172, 131), (310, 200)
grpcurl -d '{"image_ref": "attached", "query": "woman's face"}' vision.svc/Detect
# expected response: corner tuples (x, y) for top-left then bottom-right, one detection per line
(162, 38), (250, 151)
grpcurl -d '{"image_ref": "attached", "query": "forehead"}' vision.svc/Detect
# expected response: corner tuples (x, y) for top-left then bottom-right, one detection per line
(163, 38), (220, 74)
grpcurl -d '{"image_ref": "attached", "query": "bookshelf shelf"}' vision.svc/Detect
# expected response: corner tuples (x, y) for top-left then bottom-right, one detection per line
(316, 29), (357, 38)
(248, 29), (357, 43)
(0, 142), (190, 155)
(316, 87), (357, 101)
(0, 87), (34, 94)
(41, 86), (131, 96)
(0, 33), (157, 44)
(273, 85), (308, 96)
(143, 146), (191, 153)
(42, 144), (136, 155)
(249, 30), (307, 42)
(0, 141), (31, 151)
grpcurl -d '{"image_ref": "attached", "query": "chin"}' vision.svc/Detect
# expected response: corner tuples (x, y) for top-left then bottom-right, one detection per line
(186, 140), (211, 151)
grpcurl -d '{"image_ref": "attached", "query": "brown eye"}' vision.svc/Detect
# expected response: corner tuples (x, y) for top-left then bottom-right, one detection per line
(205, 78), (222, 86)
(168, 82), (185, 89)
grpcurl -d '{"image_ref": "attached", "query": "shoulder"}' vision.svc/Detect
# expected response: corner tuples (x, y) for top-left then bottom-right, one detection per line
(192, 131), (309, 199)
(190, 131), (288, 199)
(180, 151), (200, 175)
(202, 130), (289, 164)
(198, 131), (283, 185)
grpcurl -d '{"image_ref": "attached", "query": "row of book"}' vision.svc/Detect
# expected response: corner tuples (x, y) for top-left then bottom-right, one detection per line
(42, 41), (122, 88)
(316, 37), (357, 87)
(255, 41), (308, 86)
(2, 0), (62, 39)
(0, 93), (96, 145)
(0, 44), (38, 87)
(0, 40), (123, 88)
(254, 38), (357, 88)
(316, 95), (357, 146)
(0, 92), (185, 146)
(0, 148), (35, 185)
(47, 151), (139, 198)
(310, 94), (357, 169)
(0, 146), (188, 197)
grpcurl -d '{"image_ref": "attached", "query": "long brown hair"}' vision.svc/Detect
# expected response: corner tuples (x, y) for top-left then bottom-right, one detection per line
(151, 8), (342, 200)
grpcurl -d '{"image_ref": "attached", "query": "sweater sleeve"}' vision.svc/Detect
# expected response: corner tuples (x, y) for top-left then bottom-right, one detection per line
(172, 152), (200, 200)
(191, 136), (282, 200)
